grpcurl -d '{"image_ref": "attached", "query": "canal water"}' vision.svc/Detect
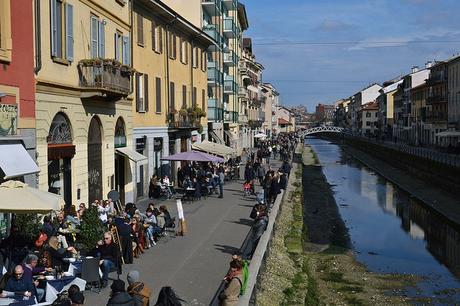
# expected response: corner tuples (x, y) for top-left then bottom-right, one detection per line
(305, 137), (460, 304)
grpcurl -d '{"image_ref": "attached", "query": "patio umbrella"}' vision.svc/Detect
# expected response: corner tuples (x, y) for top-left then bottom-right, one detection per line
(0, 180), (64, 213)
(161, 150), (224, 163)
(254, 132), (267, 138)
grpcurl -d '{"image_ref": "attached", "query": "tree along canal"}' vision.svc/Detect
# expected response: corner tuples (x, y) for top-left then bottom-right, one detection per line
(305, 137), (460, 304)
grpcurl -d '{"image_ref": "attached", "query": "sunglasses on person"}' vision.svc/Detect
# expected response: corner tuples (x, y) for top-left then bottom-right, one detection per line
(104, 237), (111, 240)
(14, 272), (23, 276)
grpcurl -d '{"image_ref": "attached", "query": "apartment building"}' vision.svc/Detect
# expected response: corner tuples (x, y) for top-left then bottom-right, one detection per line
(261, 83), (279, 136)
(377, 79), (402, 137)
(360, 102), (379, 136)
(35, 0), (135, 205)
(132, 0), (213, 197)
(0, 0), (39, 188)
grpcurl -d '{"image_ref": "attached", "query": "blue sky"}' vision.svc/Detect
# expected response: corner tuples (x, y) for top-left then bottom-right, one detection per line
(243, 0), (460, 112)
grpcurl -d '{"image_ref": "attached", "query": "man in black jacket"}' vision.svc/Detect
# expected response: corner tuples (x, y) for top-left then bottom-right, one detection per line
(97, 232), (119, 288)
(242, 206), (269, 259)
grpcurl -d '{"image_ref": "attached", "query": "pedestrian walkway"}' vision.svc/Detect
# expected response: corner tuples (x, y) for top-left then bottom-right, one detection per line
(84, 159), (282, 305)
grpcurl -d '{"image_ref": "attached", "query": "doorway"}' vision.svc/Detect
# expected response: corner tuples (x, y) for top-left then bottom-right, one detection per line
(88, 117), (103, 204)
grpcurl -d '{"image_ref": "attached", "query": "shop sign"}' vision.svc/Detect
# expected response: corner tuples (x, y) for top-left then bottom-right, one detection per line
(136, 136), (146, 151)
(0, 104), (17, 136)
(154, 138), (163, 151)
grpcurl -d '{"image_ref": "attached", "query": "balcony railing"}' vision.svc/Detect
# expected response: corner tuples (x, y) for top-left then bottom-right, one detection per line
(203, 24), (220, 43)
(248, 119), (263, 128)
(238, 87), (248, 98)
(202, 0), (221, 16)
(223, 18), (236, 38)
(426, 95), (447, 105)
(223, 51), (237, 66)
(208, 62), (223, 84)
(167, 114), (200, 129)
(222, 0), (236, 10)
(78, 59), (132, 97)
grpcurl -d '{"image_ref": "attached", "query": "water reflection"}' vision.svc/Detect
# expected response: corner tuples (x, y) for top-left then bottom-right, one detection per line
(305, 137), (460, 302)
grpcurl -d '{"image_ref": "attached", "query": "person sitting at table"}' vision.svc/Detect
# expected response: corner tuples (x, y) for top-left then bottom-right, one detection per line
(47, 236), (77, 271)
(70, 291), (85, 306)
(144, 209), (161, 247)
(162, 175), (174, 198)
(182, 176), (192, 189)
(130, 217), (144, 258)
(96, 232), (119, 288)
(159, 206), (175, 229)
(5, 265), (35, 300)
(77, 203), (86, 220)
(22, 254), (51, 302)
(107, 279), (134, 306)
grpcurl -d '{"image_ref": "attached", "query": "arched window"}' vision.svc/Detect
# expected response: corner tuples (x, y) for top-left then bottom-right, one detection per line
(48, 112), (72, 144)
(114, 117), (126, 148)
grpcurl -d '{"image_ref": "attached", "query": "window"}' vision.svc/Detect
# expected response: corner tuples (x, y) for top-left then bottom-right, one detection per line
(202, 89), (206, 112)
(137, 13), (144, 46)
(182, 85), (187, 108)
(114, 32), (130, 65)
(156, 77), (161, 113)
(151, 20), (156, 51)
(136, 73), (149, 112)
(90, 15), (105, 58)
(169, 33), (176, 59)
(193, 87), (197, 107)
(366, 112), (371, 118)
(0, 0), (12, 62)
(180, 39), (188, 64)
(50, 0), (74, 62)
(192, 47), (198, 68)
(169, 82), (175, 111)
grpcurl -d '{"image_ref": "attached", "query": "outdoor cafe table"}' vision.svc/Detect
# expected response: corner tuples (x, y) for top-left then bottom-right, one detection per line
(45, 276), (86, 303)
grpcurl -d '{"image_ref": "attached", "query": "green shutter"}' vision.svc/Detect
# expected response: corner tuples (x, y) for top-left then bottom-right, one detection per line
(50, 0), (57, 57)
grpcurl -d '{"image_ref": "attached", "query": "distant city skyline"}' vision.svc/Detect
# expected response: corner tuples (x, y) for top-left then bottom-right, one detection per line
(244, 0), (460, 111)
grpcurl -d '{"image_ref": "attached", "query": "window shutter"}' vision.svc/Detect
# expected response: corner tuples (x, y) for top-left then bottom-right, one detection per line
(50, 0), (57, 57)
(137, 13), (143, 45)
(65, 3), (74, 62)
(98, 20), (105, 58)
(136, 73), (141, 112)
(91, 16), (98, 58)
(202, 89), (205, 111)
(170, 82), (175, 111)
(115, 33), (120, 61)
(173, 35), (176, 59)
(158, 27), (163, 53)
(182, 85), (186, 108)
(193, 87), (197, 107)
(122, 35), (130, 65)
(144, 74), (149, 112)
(156, 77), (161, 113)
(151, 20), (156, 51)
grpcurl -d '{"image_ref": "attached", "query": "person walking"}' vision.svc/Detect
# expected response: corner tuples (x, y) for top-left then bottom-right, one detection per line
(218, 167), (225, 198)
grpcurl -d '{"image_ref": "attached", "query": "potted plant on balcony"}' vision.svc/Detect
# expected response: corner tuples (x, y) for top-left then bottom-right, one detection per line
(179, 108), (188, 118)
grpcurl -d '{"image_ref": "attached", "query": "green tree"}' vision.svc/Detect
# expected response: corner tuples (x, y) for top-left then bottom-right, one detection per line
(13, 214), (42, 241)
(77, 205), (105, 252)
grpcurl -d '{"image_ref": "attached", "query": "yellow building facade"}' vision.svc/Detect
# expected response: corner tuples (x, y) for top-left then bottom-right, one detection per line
(36, 0), (136, 206)
(132, 0), (212, 196)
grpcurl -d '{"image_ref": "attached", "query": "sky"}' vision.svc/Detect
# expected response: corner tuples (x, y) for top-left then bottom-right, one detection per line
(243, 0), (460, 112)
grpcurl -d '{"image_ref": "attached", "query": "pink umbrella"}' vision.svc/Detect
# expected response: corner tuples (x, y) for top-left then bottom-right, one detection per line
(161, 150), (224, 163)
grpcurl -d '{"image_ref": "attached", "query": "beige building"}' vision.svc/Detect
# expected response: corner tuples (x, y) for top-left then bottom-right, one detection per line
(35, 0), (136, 205)
(132, 0), (212, 197)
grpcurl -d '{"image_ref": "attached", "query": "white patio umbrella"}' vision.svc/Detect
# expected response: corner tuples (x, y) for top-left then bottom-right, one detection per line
(0, 180), (64, 213)
(254, 132), (268, 139)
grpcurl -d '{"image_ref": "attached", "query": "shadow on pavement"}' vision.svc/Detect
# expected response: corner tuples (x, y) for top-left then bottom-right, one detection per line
(214, 244), (241, 255)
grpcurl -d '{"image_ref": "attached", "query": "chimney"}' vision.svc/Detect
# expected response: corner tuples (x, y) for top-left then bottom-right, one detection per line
(425, 61), (433, 69)
(411, 66), (419, 73)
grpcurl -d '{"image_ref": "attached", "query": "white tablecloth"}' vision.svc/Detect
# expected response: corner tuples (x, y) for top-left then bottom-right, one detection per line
(45, 277), (86, 303)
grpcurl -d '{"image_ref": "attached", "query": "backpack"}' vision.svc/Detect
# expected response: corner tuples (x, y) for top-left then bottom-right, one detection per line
(128, 282), (151, 306)
(51, 290), (71, 306)
(239, 260), (249, 296)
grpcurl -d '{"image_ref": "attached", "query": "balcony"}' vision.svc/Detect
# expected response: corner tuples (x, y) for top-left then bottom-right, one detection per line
(426, 95), (447, 105)
(222, 0), (236, 10)
(167, 114), (200, 129)
(239, 114), (248, 123)
(223, 18), (236, 38)
(208, 107), (223, 121)
(78, 59), (132, 98)
(203, 24), (220, 43)
(224, 75), (237, 93)
(249, 98), (261, 108)
(238, 61), (248, 75)
(238, 87), (248, 99)
(426, 111), (448, 123)
(427, 71), (446, 85)
(202, 0), (221, 16)
(208, 62), (223, 85)
(223, 51), (237, 67)
(248, 119), (263, 128)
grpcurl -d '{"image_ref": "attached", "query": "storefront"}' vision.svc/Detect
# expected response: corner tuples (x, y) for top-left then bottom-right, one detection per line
(153, 138), (163, 177)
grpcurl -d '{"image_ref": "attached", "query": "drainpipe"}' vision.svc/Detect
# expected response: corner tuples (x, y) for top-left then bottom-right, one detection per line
(34, 0), (42, 74)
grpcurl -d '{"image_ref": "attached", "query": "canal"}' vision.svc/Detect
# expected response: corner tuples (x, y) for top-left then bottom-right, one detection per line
(305, 137), (460, 304)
